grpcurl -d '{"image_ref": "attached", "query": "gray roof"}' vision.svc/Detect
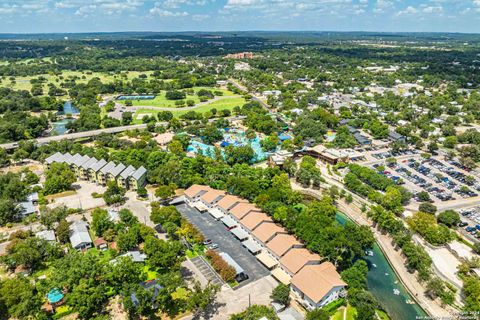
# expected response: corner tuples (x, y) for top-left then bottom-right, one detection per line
(219, 252), (244, 275)
(231, 227), (249, 240)
(36, 230), (56, 242)
(354, 132), (371, 145)
(131, 166), (147, 181)
(62, 153), (74, 165)
(119, 251), (147, 263)
(45, 152), (63, 164)
(67, 153), (82, 165)
(221, 215), (237, 228)
(120, 165), (136, 179)
(73, 154), (91, 167)
(27, 192), (39, 202)
(389, 131), (405, 140)
(90, 159), (107, 172)
(100, 161), (116, 174)
(18, 201), (36, 216)
(81, 157), (99, 170)
(110, 163), (126, 178)
(242, 238), (262, 254)
(69, 220), (92, 249)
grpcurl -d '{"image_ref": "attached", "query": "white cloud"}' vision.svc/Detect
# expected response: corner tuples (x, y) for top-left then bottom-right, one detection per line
(149, 7), (189, 17)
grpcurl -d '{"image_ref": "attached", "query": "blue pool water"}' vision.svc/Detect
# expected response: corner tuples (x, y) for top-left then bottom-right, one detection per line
(187, 129), (268, 162)
(116, 95), (156, 100)
(59, 101), (79, 115)
(47, 288), (64, 304)
(50, 101), (78, 135)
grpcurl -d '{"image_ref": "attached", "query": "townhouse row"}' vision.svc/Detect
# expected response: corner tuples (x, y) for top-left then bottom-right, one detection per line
(44, 152), (147, 190)
(184, 185), (346, 311)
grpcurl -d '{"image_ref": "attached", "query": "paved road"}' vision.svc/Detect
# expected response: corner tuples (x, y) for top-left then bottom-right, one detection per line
(228, 79), (270, 112)
(175, 203), (270, 288)
(0, 123), (165, 150)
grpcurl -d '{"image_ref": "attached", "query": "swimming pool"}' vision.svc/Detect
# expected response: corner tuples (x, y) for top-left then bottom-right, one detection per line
(187, 130), (268, 162)
(47, 288), (64, 304)
(116, 95), (156, 100)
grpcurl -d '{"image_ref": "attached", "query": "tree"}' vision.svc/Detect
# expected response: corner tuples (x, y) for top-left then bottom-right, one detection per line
(341, 260), (368, 291)
(187, 281), (220, 316)
(417, 191), (431, 202)
(144, 236), (184, 270)
(155, 183), (177, 200)
(419, 202), (437, 214)
(0, 199), (18, 226)
(103, 181), (126, 205)
(56, 219), (71, 244)
(119, 208), (138, 227)
(150, 205), (182, 225)
(91, 208), (114, 237)
(350, 290), (378, 320)
(270, 284), (290, 305)
(437, 210), (460, 228)
(230, 305), (278, 320)
(122, 112), (133, 125)
(0, 276), (41, 318)
(67, 278), (107, 319)
(305, 309), (329, 320)
(44, 163), (76, 195)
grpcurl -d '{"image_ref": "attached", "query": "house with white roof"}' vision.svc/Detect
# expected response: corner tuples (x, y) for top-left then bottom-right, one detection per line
(69, 220), (93, 250)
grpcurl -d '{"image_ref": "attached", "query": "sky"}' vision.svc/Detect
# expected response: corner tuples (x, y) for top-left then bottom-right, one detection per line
(0, 0), (479, 34)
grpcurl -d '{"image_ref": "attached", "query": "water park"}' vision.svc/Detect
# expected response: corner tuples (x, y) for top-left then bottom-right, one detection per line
(187, 128), (275, 161)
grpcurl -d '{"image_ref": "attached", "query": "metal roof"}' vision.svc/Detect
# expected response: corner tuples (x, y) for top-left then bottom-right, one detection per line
(81, 157), (99, 170)
(231, 227), (249, 240)
(220, 215), (237, 228)
(219, 252), (244, 275)
(131, 166), (147, 180)
(90, 159), (107, 172)
(69, 220), (92, 249)
(120, 165), (136, 179)
(63, 153), (74, 165)
(109, 163), (126, 177)
(45, 152), (63, 164)
(70, 153), (84, 166)
(100, 161), (116, 174)
(242, 238), (262, 254)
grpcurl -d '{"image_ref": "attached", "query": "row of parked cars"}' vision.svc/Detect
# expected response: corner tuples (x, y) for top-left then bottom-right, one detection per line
(424, 159), (478, 198)
(372, 149), (419, 160)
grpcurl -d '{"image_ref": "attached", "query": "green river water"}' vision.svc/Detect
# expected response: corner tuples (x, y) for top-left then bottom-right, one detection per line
(336, 212), (428, 320)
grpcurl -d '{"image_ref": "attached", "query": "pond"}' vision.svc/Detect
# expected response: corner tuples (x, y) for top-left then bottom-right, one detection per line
(336, 212), (427, 320)
(50, 101), (79, 135)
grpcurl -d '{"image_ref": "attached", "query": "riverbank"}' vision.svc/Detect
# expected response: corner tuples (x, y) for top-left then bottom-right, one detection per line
(293, 183), (453, 319)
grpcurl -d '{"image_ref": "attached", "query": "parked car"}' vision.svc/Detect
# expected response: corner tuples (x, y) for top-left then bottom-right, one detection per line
(203, 239), (213, 245)
(458, 222), (468, 228)
(207, 243), (219, 250)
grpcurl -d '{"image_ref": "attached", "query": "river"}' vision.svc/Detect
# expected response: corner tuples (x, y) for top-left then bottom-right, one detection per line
(50, 101), (79, 135)
(336, 212), (428, 320)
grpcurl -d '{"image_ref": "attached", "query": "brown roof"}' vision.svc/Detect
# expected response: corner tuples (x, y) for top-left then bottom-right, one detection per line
(184, 184), (211, 198)
(94, 238), (107, 246)
(240, 212), (273, 231)
(291, 262), (346, 304)
(200, 189), (226, 204)
(266, 233), (302, 257)
(229, 202), (261, 220)
(252, 222), (287, 244)
(216, 195), (247, 211)
(280, 248), (322, 275)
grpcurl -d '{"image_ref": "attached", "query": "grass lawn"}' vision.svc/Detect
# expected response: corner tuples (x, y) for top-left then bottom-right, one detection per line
(345, 305), (357, 319)
(120, 86), (237, 108)
(3, 70), (155, 94)
(45, 190), (77, 200)
(132, 96), (245, 123)
(331, 308), (344, 320)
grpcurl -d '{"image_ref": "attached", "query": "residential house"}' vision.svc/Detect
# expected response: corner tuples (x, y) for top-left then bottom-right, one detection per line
(239, 211), (273, 233)
(266, 234), (303, 260)
(118, 165), (136, 189)
(216, 195), (247, 215)
(279, 248), (322, 276)
(88, 159), (107, 182)
(388, 131), (406, 143)
(97, 161), (116, 185)
(184, 185), (212, 203)
(35, 230), (56, 242)
(290, 262), (346, 310)
(79, 157), (99, 180)
(200, 189), (226, 208)
(69, 220), (93, 250)
(130, 280), (163, 309)
(128, 166), (147, 190)
(107, 163), (126, 183)
(44, 152), (65, 168)
(71, 154), (91, 177)
(251, 222), (287, 246)
(230, 203), (262, 222)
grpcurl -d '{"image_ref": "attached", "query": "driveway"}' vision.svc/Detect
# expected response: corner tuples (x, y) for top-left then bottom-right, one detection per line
(175, 204), (270, 288)
(47, 181), (106, 210)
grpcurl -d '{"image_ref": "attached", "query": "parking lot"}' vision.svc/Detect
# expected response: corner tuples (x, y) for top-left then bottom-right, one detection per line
(372, 156), (480, 204)
(175, 204), (270, 288)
